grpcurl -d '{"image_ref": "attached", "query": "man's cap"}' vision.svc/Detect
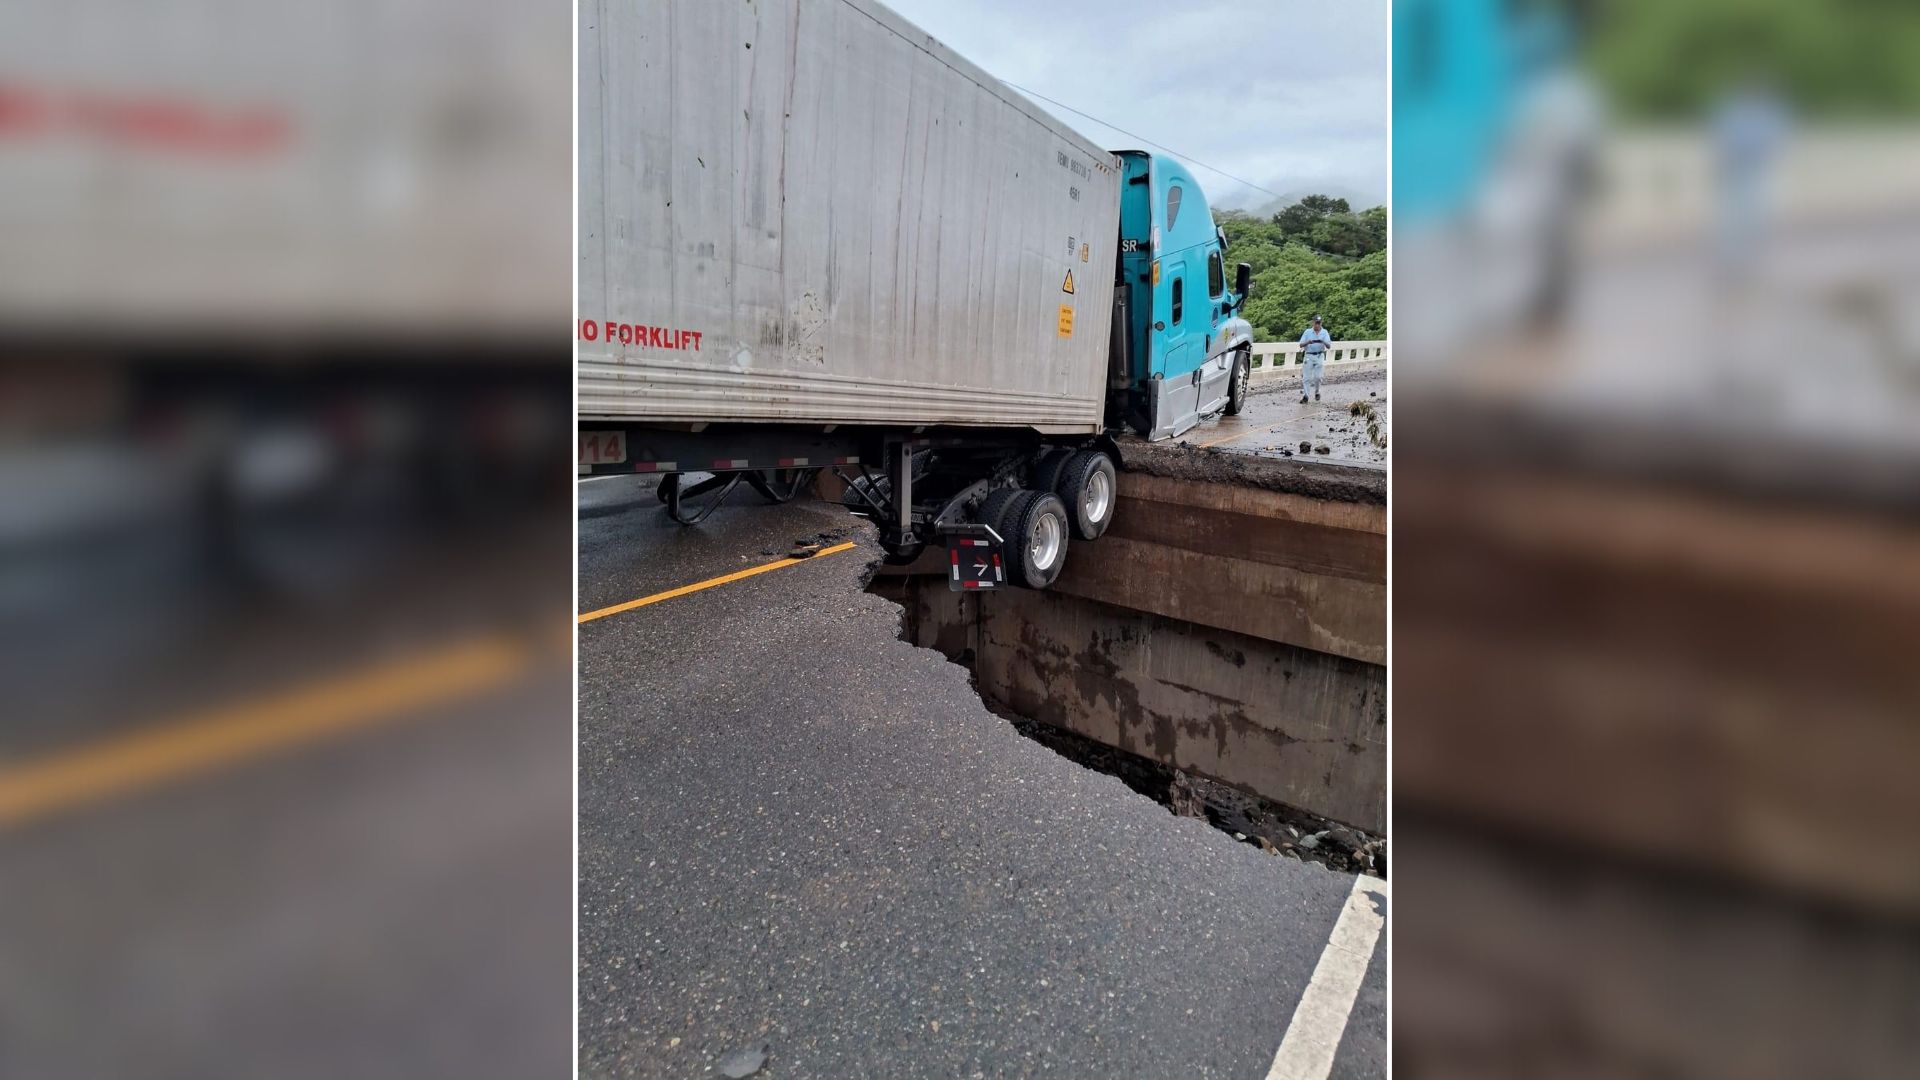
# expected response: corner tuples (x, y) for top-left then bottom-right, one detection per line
(1311, 315), (1323, 322)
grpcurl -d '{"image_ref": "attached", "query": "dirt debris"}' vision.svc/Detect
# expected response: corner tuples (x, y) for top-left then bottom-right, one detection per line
(1115, 436), (1385, 505)
(1347, 400), (1388, 450)
(1207, 365), (1390, 466)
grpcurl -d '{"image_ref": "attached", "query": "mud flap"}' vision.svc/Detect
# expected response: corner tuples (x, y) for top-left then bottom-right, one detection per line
(940, 522), (1005, 592)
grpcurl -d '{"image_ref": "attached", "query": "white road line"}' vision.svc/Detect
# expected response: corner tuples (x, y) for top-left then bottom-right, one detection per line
(1266, 874), (1388, 1080)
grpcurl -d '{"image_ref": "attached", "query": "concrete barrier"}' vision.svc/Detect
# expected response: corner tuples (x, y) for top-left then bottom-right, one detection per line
(1589, 127), (1920, 252)
(1248, 340), (1388, 383)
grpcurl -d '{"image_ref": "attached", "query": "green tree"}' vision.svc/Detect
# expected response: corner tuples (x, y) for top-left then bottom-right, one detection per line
(1299, 194), (1351, 215)
(1360, 206), (1387, 252)
(1588, 0), (1920, 118)
(1218, 199), (1388, 341)
(1310, 214), (1372, 258)
(1271, 201), (1322, 240)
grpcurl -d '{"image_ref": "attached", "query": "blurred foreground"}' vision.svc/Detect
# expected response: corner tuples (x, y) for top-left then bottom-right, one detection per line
(1395, 0), (1920, 1075)
(0, 2), (570, 1077)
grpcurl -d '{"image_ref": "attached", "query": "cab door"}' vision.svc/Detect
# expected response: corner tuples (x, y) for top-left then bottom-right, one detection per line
(1154, 256), (1201, 434)
(1193, 248), (1233, 414)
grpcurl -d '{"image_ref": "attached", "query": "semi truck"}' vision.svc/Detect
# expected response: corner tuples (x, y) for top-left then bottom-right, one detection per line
(578, 0), (1253, 589)
(1, 0), (568, 596)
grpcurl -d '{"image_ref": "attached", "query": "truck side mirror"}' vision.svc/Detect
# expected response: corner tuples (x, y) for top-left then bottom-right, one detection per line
(1235, 262), (1252, 302)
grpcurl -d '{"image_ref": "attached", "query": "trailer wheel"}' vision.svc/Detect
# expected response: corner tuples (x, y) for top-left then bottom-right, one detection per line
(840, 473), (890, 516)
(1004, 490), (1070, 589)
(1030, 447), (1073, 494)
(881, 540), (926, 566)
(1055, 451), (1118, 541)
(976, 487), (1021, 544)
(1224, 348), (1251, 416)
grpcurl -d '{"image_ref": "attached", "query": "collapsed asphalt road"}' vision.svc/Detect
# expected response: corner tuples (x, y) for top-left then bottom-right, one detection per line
(578, 475), (1386, 1079)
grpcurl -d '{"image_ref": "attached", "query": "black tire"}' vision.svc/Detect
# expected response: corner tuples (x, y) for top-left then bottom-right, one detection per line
(976, 487), (1022, 546)
(1003, 490), (1070, 590)
(1030, 447), (1073, 495)
(1054, 450), (1117, 541)
(840, 473), (890, 515)
(880, 540), (927, 566)
(1224, 348), (1251, 416)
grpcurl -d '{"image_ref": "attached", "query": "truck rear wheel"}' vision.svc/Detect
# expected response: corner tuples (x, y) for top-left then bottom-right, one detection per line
(1004, 490), (1070, 589)
(1030, 448), (1073, 495)
(1055, 450), (1117, 541)
(977, 487), (1021, 544)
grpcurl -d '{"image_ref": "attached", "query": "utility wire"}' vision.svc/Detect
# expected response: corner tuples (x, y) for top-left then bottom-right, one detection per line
(1003, 81), (1286, 203)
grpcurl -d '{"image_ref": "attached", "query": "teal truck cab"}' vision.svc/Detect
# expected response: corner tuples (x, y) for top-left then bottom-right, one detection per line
(1112, 152), (1256, 441)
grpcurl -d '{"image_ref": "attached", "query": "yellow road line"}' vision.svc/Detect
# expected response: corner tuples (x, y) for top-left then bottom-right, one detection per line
(0, 636), (533, 828)
(578, 541), (858, 624)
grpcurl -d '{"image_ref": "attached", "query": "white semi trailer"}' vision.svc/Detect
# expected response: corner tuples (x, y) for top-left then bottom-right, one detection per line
(0, 0), (568, 588)
(578, 0), (1254, 589)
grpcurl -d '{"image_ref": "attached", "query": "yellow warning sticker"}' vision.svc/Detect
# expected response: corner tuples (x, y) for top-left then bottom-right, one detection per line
(1080, 243), (1090, 263)
(1057, 304), (1074, 337)
(1061, 269), (1075, 294)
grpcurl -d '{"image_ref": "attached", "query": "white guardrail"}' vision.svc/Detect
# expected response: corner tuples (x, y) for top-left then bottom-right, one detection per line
(1247, 340), (1388, 382)
(1590, 128), (1920, 251)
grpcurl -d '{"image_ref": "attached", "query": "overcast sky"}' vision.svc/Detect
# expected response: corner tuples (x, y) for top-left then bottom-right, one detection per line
(882, 0), (1389, 212)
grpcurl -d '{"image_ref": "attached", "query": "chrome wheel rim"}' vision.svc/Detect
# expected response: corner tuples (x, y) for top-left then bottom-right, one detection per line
(1084, 470), (1111, 524)
(1029, 510), (1063, 570)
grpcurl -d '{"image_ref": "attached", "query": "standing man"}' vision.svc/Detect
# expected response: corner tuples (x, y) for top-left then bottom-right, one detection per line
(1298, 315), (1331, 403)
(1713, 76), (1788, 281)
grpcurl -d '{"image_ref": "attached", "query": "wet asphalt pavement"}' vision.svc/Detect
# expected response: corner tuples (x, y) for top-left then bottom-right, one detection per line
(578, 474), (1386, 1078)
(0, 505), (574, 1080)
(1185, 362), (1389, 466)
(0, 615), (573, 1079)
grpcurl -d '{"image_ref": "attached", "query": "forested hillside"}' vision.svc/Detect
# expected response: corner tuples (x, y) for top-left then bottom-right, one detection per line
(1215, 195), (1387, 343)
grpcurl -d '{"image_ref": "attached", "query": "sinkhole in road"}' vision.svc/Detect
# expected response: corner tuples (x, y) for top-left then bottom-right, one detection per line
(864, 570), (1385, 877)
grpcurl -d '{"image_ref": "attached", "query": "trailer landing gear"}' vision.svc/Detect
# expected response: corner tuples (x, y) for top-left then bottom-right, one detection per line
(659, 468), (819, 525)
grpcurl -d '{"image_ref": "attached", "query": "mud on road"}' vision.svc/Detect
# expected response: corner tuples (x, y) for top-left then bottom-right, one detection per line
(1179, 363), (1390, 467)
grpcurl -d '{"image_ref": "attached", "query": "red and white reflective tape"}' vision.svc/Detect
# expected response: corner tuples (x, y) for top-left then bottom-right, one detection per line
(635, 456), (847, 472)
(950, 548), (960, 581)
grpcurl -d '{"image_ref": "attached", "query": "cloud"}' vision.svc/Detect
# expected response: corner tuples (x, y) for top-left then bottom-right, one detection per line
(880, 0), (1389, 210)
